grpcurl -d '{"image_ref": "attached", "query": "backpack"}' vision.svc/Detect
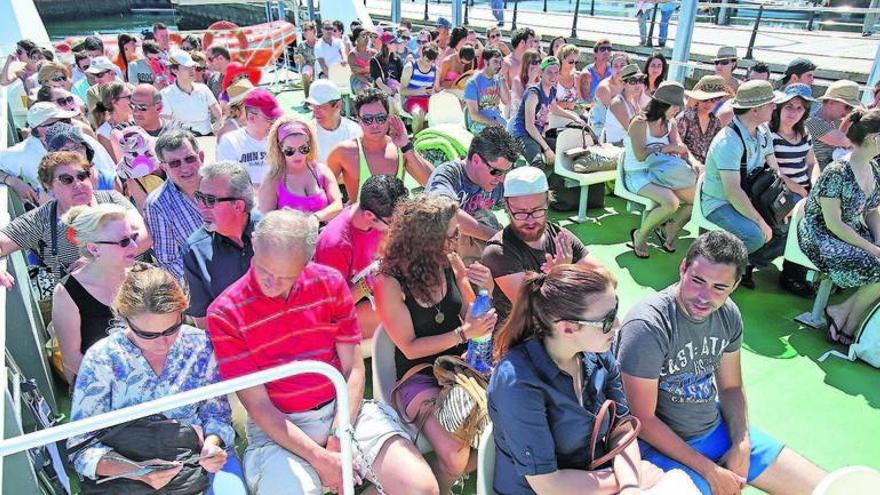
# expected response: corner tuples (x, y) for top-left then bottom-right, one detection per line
(819, 302), (880, 368)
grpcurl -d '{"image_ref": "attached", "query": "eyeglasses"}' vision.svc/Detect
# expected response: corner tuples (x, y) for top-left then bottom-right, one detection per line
(129, 102), (151, 112)
(556, 298), (619, 334)
(714, 59), (736, 66)
(94, 233), (139, 248)
(114, 94), (132, 103)
(50, 75), (68, 82)
(626, 78), (647, 85)
(359, 113), (388, 125)
(282, 144), (312, 156)
(508, 206), (548, 220)
(163, 154), (200, 169)
(489, 33), (501, 39)
(55, 96), (75, 106)
(127, 315), (183, 340)
(94, 70), (113, 78)
(55, 169), (91, 185)
(529, 60), (541, 66)
(194, 191), (240, 208)
(596, 46), (612, 53)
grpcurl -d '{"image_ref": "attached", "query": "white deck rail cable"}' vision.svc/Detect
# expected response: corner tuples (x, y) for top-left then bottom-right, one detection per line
(0, 360), (357, 495)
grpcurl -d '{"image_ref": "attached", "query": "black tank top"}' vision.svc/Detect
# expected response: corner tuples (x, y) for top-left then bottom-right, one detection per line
(63, 275), (114, 354)
(395, 267), (467, 379)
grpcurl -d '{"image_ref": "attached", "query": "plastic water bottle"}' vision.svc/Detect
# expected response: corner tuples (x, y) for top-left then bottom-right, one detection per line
(466, 290), (494, 374)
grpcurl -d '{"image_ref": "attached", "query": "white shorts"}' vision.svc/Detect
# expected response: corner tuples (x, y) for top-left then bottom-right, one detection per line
(243, 399), (411, 495)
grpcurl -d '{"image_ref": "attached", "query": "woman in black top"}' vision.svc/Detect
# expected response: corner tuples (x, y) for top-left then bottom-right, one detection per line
(52, 203), (142, 383)
(375, 194), (496, 492)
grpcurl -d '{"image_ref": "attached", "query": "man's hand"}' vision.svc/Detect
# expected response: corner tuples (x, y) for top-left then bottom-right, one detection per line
(701, 463), (747, 495)
(313, 448), (344, 494)
(720, 441), (751, 485)
(466, 261), (494, 293)
(542, 148), (556, 166)
(7, 176), (38, 205)
(198, 443), (227, 473)
(542, 230), (575, 273)
(388, 115), (410, 149)
(759, 220), (773, 243)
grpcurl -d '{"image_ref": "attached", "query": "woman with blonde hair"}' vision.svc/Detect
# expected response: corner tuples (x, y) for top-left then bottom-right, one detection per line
(554, 44), (589, 123)
(67, 264), (239, 491)
(258, 116), (342, 221)
(37, 61), (72, 90)
(375, 194), (496, 493)
(52, 203), (141, 382)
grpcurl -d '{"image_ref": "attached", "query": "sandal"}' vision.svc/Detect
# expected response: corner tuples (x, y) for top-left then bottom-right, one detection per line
(627, 228), (650, 259)
(653, 226), (676, 253)
(825, 309), (854, 346)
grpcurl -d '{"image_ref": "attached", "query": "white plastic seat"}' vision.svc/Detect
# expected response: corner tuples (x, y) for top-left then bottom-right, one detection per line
(427, 91), (466, 129)
(370, 325), (433, 454)
(612, 149), (656, 224)
(476, 423), (496, 495)
(812, 466), (880, 495)
(553, 128), (616, 222)
(688, 176), (723, 233)
(784, 198), (834, 328)
(327, 63), (353, 115)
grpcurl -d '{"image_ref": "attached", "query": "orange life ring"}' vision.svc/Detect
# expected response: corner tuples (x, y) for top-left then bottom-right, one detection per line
(203, 21), (249, 54)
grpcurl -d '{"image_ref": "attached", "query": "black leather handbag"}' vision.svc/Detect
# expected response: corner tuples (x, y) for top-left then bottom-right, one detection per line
(729, 123), (798, 226)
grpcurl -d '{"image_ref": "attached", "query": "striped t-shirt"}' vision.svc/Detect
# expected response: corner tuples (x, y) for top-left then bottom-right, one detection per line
(771, 131), (813, 189)
(405, 60), (436, 92)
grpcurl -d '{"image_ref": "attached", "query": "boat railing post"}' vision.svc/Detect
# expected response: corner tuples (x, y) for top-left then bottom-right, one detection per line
(544, 0), (548, 13)
(307, 0), (316, 21)
(452, 0), (462, 26)
(512, 0), (519, 30)
(464, 0), (469, 25)
(590, 0), (595, 17)
(745, 4), (764, 60)
(424, 0), (430, 21)
(647, 4), (659, 47)
(392, 0), (402, 23)
(669, 0), (697, 84)
(807, 8), (816, 31)
(862, 40), (880, 106)
(572, 0), (581, 37)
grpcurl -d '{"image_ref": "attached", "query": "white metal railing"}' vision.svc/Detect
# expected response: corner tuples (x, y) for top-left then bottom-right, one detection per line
(0, 360), (357, 495)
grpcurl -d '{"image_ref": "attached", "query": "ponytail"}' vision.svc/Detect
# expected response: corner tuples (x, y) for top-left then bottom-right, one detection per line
(493, 272), (553, 362)
(845, 107), (880, 146)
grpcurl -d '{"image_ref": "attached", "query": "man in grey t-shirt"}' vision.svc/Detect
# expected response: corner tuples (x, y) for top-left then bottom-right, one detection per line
(616, 231), (825, 495)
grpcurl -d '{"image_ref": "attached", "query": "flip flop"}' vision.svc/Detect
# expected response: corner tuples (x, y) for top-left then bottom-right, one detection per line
(627, 228), (650, 259)
(653, 226), (676, 253)
(825, 309), (854, 346)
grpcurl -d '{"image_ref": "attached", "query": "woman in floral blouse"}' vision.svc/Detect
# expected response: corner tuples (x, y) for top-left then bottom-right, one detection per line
(67, 264), (237, 491)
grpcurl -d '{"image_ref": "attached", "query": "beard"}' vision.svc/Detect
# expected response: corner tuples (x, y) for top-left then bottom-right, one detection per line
(511, 219), (546, 243)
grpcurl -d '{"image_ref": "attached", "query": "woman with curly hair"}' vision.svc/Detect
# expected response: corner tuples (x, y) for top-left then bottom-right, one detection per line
(374, 194), (497, 493)
(258, 116), (342, 221)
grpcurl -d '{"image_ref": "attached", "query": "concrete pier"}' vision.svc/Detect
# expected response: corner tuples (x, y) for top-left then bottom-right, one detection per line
(34, 0), (172, 20)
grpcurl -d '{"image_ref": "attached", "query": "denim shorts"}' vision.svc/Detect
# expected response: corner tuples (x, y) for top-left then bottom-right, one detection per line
(639, 420), (784, 495)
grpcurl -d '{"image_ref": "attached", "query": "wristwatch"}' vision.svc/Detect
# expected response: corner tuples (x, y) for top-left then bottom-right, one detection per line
(400, 142), (414, 154)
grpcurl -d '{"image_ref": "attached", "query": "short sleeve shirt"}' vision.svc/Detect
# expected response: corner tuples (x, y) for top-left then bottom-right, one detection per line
(487, 338), (630, 494)
(314, 206), (383, 285)
(702, 117), (774, 216)
(805, 115), (838, 170)
(206, 262), (360, 413)
(160, 82), (218, 136)
(463, 72), (503, 121)
(215, 128), (269, 185)
(614, 286), (743, 439)
(425, 160), (503, 215)
(314, 38), (344, 75)
(314, 117), (362, 165)
(481, 223), (587, 324)
(295, 40), (317, 67)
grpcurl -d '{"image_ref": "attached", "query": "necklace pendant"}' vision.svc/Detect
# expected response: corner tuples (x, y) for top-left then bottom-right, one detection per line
(434, 312), (445, 324)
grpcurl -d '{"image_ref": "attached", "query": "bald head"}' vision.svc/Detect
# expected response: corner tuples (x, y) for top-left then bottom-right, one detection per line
(131, 84), (162, 130)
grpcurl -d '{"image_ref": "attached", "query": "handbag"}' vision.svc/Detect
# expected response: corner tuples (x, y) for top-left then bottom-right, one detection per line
(392, 355), (490, 449)
(729, 124), (798, 226)
(68, 414), (210, 494)
(570, 144), (623, 173)
(588, 400), (642, 470)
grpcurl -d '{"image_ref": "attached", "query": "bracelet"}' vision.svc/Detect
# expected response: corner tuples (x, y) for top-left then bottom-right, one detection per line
(454, 326), (467, 344)
(400, 142), (414, 154)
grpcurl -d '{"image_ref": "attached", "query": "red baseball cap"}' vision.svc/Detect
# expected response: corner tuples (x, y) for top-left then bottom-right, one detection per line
(243, 88), (283, 120)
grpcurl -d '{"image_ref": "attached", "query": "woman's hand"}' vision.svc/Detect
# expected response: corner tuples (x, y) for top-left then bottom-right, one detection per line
(6, 176), (38, 205)
(466, 261), (494, 293)
(133, 459), (183, 490)
(198, 442), (227, 473)
(462, 308), (497, 340)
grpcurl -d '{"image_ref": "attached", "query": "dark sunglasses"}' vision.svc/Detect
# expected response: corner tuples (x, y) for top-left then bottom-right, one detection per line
(55, 169), (91, 185)
(282, 144), (312, 156)
(127, 315), (183, 340)
(94, 233), (139, 248)
(163, 154), (200, 169)
(194, 191), (240, 208)
(596, 46), (612, 53)
(714, 59), (736, 66)
(359, 113), (388, 125)
(94, 70), (113, 78)
(50, 75), (68, 82)
(489, 33), (501, 39)
(479, 155), (509, 177)
(626, 78), (647, 85)
(195, 66), (207, 72)
(129, 102), (151, 112)
(55, 96), (75, 106)
(557, 298), (619, 334)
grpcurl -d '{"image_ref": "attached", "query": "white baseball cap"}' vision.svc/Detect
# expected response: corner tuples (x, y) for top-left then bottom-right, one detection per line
(85, 56), (117, 74)
(168, 49), (198, 68)
(27, 102), (78, 128)
(504, 166), (548, 197)
(305, 79), (342, 106)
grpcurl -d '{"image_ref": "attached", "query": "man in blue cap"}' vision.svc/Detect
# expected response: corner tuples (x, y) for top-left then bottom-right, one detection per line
(436, 18), (451, 51)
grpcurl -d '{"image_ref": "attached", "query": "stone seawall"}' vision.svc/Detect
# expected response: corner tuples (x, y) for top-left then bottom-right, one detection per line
(35, 0), (172, 20)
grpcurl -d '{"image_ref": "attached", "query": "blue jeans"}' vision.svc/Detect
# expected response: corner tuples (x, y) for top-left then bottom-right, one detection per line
(207, 452), (248, 495)
(636, 8), (653, 44)
(640, 420), (784, 495)
(706, 204), (786, 268)
(658, 3), (677, 45)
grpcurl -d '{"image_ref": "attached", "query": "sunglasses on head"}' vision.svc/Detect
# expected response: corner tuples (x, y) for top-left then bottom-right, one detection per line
(194, 191), (240, 208)
(55, 96), (75, 106)
(715, 58), (736, 66)
(557, 297), (619, 334)
(359, 113), (388, 125)
(94, 232), (139, 248)
(127, 315), (183, 340)
(163, 154), (199, 169)
(282, 144), (312, 156)
(55, 169), (91, 185)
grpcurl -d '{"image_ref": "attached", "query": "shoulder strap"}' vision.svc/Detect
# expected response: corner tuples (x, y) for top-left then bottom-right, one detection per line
(727, 122), (749, 184)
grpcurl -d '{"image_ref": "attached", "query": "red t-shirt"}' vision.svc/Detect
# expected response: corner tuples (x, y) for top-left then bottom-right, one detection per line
(206, 262), (360, 413)
(314, 206), (383, 284)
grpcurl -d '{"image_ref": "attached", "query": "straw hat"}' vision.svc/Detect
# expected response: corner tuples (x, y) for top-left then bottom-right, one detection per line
(227, 79), (255, 106)
(818, 80), (862, 108)
(652, 81), (686, 107)
(620, 64), (645, 81)
(714, 46), (737, 62)
(685, 75), (729, 101)
(730, 80), (783, 109)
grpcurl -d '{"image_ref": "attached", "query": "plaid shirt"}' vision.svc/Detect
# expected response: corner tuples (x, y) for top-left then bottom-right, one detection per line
(144, 179), (202, 279)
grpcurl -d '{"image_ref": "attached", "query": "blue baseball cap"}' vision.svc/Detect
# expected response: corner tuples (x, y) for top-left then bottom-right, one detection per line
(437, 18), (451, 30)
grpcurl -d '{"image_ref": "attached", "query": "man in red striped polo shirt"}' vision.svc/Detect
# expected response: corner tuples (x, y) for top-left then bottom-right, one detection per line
(206, 209), (438, 495)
